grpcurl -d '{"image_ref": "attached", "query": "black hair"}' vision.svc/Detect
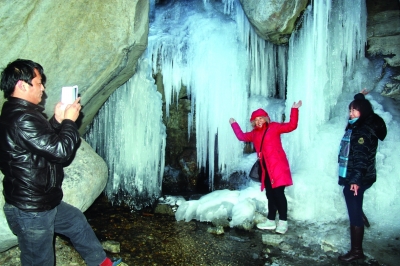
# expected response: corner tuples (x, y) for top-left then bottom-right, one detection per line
(0, 59), (46, 99)
(347, 94), (374, 130)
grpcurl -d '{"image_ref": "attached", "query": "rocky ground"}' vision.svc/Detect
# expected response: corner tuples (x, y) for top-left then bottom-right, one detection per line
(0, 195), (399, 266)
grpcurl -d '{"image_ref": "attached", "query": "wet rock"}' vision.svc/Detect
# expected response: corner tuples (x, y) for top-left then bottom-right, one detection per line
(154, 203), (175, 216)
(234, 219), (255, 231)
(254, 212), (268, 224)
(320, 235), (339, 253)
(211, 218), (230, 228)
(262, 234), (284, 246)
(227, 235), (251, 242)
(101, 240), (121, 254)
(279, 242), (292, 252)
(207, 225), (225, 235)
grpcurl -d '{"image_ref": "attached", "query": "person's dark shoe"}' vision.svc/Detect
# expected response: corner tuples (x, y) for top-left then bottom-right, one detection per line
(338, 249), (365, 262)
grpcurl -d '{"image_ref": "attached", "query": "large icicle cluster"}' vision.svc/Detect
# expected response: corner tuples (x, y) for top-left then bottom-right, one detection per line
(147, 0), (250, 189)
(85, 59), (166, 209)
(285, 0), (367, 160)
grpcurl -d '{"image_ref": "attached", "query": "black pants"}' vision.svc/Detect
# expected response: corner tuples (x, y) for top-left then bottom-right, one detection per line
(263, 164), (287, 221)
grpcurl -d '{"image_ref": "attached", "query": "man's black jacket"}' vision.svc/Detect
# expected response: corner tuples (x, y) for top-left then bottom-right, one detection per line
(0, 97), (80, 211)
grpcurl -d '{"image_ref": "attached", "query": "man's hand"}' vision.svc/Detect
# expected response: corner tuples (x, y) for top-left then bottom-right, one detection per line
(64, 97), (82, 122)
(229, 118), (236, 124)
(54, 102), (65, 123)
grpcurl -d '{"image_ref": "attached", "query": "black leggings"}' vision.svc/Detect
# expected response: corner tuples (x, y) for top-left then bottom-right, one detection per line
(343, 184), (371, 227)
(264, 168), (287, 221)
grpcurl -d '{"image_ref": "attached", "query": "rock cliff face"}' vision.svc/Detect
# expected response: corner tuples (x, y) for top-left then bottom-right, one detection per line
(0, 0), (149, 133)
(366, 0), (400, 100)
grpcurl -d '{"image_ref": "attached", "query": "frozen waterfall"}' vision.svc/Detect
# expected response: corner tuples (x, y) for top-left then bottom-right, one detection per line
(85, 0), (400, 240)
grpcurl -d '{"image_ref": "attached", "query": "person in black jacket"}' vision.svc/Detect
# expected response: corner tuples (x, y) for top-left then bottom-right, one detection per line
(337, 90), (387, 263)
(0, 59), (120, 266)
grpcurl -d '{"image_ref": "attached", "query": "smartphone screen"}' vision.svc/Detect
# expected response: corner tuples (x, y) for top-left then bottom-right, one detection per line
(61, 85), (78, 104)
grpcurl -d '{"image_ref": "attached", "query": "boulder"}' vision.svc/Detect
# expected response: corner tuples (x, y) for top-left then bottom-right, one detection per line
(239, 0), (308, 44)
(0, 139), (108, 252)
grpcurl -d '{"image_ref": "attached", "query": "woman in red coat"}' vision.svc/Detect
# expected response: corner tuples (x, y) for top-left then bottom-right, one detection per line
(229, 101), (302, 234)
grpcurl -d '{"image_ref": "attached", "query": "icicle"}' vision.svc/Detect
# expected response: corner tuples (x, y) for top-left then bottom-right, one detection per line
(235, 0), (288, 98)
(85, 58), (166, 209)
(285, 0), (367, 166)
(149, 0), (156, 22)
(222, 0), (235, 14)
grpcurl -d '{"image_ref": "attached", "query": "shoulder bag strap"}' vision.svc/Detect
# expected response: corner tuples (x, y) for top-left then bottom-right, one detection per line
(258, 128), (267, 158)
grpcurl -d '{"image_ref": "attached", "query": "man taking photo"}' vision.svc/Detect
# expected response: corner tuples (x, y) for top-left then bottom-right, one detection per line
(0, 59), (120, 266)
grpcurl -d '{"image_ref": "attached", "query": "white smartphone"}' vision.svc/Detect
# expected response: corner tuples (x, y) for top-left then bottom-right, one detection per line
(61, 85), (78, 104)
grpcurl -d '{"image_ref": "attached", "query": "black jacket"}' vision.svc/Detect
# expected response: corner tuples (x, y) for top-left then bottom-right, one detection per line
(0, 97), (80, 211)
(338, 113), (387, 186)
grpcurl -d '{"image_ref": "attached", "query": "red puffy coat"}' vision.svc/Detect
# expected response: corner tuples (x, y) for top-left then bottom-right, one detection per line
(231, 108), (299, 190)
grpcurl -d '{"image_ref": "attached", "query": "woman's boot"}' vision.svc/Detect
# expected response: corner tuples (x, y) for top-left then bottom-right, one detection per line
(338, 226), (365, 262)
(362, 211), (370, 227)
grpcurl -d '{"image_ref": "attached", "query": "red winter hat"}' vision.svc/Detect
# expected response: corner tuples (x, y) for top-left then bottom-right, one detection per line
(250, 108), (269, 122)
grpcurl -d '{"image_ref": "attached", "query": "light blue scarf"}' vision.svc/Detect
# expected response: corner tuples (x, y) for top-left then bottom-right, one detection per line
(348, 118), (359, 124)
(338, 127), (353, 178)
